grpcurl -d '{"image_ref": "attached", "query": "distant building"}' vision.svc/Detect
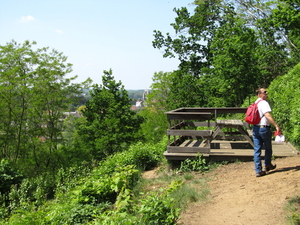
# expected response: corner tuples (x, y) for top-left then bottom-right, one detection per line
(142, 89), (149, 101)
(62, 111), (81, 119)
(136, 101), (142, 108)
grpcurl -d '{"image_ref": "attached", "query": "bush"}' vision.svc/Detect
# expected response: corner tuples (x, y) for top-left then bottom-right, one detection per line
(98, 139), (167, 175)
(268, 62), (300, 146)
(176, 153), (209, 173)
(0, 159), (23, 195)
(137, 180), (182, 225)
(2, 139), (169, 224)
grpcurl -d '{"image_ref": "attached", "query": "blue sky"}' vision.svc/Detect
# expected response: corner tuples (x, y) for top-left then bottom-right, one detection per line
(0, 0), (194, 89)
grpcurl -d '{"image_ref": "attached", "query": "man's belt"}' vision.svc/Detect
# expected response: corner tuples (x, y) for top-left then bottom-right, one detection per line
(255, 125), (271, 128)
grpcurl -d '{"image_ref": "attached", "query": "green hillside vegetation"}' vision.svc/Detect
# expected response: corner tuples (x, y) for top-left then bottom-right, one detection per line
(1, 0), (300, 224)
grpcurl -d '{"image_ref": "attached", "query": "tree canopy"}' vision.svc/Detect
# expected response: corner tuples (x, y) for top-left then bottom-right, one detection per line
(153, 0), (300, 108)
(0, 40), (88, 175)
(77, 69), (144, 159)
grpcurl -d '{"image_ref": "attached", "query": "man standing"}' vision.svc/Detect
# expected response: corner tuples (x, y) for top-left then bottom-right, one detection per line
(252, 88), (281, 177)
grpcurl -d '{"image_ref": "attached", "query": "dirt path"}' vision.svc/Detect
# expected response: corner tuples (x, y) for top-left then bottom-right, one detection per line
(178, 154), (300, 225)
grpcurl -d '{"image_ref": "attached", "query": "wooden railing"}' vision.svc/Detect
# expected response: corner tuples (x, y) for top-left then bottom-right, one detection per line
(165, 107), (248, 155)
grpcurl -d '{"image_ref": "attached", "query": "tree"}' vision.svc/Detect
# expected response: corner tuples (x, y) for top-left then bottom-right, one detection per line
(270, 0), (300, 64)
(153, 0), (226, 76)
(0, 40), (88, 175)
(138, 71), (174, 143)
(166, 70), (205, 109)
(152, 0), (294, 107)
(210, 16), (262, 106)
(77, 69), (144, 159)
(145, 71), (174, 111)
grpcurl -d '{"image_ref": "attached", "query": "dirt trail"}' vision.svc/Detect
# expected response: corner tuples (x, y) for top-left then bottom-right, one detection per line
(178, 154), (300, 225)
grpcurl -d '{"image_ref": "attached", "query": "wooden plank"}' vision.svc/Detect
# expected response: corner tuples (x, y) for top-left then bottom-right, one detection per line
(166, 112), (212, 120)
(163, 151), (210, 161)
(185, 121), (217, 127)
(164, 142), (297, 161)
(217, 119), (244, 126)
(243, 122), (250, 129)
(187, 140), (198, 147)
(167, 130), (212, 136)
(167, 146), (210, 153)
(164, 140), (297, 161)
(237, 126), (254, 147)
(166, 107), (247, 114)
(247, 130), (252, 137)
(213, 135), (247, 141)
(170, 121), (186, 130)
(169, 136), (186, 146)
(181, 140), (205, 147)
(180, 140), (198, 147)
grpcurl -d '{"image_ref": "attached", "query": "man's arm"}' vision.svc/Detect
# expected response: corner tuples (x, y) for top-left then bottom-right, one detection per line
(264, 112), (281, 132)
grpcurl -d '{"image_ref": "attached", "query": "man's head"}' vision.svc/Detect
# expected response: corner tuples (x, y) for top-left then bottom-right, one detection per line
(256, 88), (268, 100)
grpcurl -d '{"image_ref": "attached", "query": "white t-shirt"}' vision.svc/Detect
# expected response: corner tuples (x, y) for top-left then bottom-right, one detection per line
(255, 98), (271, 126)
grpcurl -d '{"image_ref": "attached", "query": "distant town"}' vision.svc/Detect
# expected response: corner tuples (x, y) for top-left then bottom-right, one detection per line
(79, 89), (150, 112)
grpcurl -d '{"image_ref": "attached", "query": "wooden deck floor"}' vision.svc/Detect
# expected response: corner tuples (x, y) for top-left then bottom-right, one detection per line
(164, 140), (298, 162)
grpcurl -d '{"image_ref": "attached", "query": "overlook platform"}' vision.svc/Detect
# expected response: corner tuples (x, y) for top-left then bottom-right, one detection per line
(164, 140), (297, 162)
(164, 107), (298, 162)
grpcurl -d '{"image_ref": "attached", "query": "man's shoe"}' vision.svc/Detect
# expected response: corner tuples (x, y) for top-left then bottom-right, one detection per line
(256, 171), (266, 177)
(265, 164), (276, 172)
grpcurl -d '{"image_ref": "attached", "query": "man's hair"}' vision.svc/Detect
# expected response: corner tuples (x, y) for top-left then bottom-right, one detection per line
(256, 87), (265, 95)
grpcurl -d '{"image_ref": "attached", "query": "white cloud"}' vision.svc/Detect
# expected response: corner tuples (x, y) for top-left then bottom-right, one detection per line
(55, 29), (63, 34)
(20, 15), (35, 23)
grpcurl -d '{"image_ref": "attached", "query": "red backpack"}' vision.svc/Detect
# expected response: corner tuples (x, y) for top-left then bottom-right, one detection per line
(245, 99), (264, 125)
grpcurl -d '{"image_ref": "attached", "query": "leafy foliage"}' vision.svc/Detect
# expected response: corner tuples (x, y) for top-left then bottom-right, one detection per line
(267, 62), (300, 146)
(285, 196), (300, 225)
(152, 0), (295, 108)
(270, 0), (300, 63)
(211, 16), (262, 106)
(0, 40), (90, 175)
(137, 180), (182, 225)
(0, 159), (23, 194)
(2, 1), (300, 223)
(138, 71), (174, 143)
(1, 139), (170, 224)
(77, 69), (144, 159)
(176, 153), (209, 173)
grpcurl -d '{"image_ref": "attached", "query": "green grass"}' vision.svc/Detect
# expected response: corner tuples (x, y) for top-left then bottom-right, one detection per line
(285, 196), (300, 225)
(136, 162), (211, 215)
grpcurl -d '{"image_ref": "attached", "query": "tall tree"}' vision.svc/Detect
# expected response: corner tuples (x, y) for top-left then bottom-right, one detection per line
(166, 70), (205, 109)
(210, 16), (262, 106)
(234, 0), (291, 84)
(152, 0), (294, 107)
(270, 0), (300, 64)
(0, 40), (86, 174)
(153, 0), (226, 76)
(77, 69), (143, 159)
(145, 71), (174, 111)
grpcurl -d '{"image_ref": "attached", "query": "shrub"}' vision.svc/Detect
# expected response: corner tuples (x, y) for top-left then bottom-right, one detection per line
(0, 159), (23, 195)
(268, 62), (300, 146)
(98, 139), (167, 175)
(138, 180), (182, 225)
(176, 153), (209, 173)
(76, 165), (139, 205)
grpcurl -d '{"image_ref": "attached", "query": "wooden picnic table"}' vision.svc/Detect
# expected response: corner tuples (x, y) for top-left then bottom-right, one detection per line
(164, 107), (296, 162)
(212, 119), (254, 147)
(165, 108), (254, 154)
